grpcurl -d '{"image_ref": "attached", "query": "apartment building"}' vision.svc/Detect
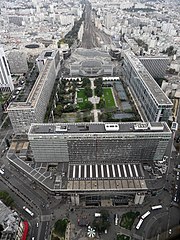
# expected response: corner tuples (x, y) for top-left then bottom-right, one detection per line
(139, 56), (169, 79)
(0, 47), (14, 92)
(123, 50), (173, 122)
(28, 122), (171, 163)
(7, 50), (61, 134)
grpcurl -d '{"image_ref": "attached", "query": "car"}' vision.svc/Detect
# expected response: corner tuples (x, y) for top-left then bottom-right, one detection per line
(175, 185), (178, 189)
(36, 222), (39, 227)
(104, 229), (107, 234)
(169, 229), (172, 234)
(177, 175), (179, 181)
(174, 196), (177, 202)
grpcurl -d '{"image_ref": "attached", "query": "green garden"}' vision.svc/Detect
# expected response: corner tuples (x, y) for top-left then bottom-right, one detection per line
(120, 211), (140, 230)
(117, 234), (130, 240)
(102, 87), (116, 109)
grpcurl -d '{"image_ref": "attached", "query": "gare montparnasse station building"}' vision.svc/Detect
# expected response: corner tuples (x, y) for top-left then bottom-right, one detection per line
(7, 48), (173, 206)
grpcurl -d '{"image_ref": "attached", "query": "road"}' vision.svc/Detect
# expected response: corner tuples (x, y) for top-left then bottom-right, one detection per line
(0, 155), (53, 240)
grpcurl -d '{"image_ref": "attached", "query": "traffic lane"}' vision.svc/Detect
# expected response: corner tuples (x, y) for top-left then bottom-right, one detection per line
(143, 211), (168, 239)
(31, 221), (39, 240)
(0, 176), (26, 210)
(2, 162), (55, 214)
(38, 221), (50, 240)
(1, 168), (44, 212)
(3, 167), (48, 206)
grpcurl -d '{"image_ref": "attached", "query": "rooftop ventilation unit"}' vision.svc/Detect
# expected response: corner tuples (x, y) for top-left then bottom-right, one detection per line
(105, 124), (119, 131)
(55, 125), (68, 132)
(133, 123), (150, 131)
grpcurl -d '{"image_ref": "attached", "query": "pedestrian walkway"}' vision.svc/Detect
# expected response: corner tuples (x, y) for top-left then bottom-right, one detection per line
(90, 79), (100, 122)
(40, 214), (52, 221)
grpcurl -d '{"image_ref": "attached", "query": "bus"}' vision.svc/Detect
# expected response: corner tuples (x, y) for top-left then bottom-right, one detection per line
(114, 214), (119, 226)
(94, 213), (101, 217)
(0, 169), (4, 175)
(141, 211), (151, 219)
(151, 205), (162, 210)
(171, 122), (178, 131)
(136, 219), (143, 230)
(23, 206), (34, 217)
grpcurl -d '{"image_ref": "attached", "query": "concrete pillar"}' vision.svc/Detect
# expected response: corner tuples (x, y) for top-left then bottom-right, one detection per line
(139, 193), (145, 204)
(75, 194), (80, 205)
(134, 193), (141, 205)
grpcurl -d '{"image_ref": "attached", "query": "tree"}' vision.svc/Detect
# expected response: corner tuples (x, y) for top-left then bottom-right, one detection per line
(84, 86), (92, 97)
(94, 78), (103, 86)
(92, 210), (110, 233)
(84, 101), (93, 110)
(63, 104), (75, 112)
(54, 219), (68, 237)
(98, 99), (105, 109)
(95, 86), (103, 97)
(54, 104), (63, 117)
(82, 77), (90, 87)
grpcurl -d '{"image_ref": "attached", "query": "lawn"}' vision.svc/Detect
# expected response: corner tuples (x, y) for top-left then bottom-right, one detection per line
(117, 234), (130, 240)
(120, 211), (140, 230)
(102, 87), (116, 109)
(76, 88), (88, 110)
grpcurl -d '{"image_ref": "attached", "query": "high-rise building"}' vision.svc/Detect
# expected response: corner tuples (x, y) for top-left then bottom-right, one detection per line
(7, 50), (28, 75)
(24, 122), (171, 205)
(0, 47), (14, 92)
(7, 50), (61, 134)
(123, 50), (173, 122)
(139, 56), (169, 79)
(28, 122), (171, 163)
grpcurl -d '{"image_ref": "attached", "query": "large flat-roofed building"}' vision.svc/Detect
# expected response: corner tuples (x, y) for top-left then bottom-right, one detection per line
(28, 122), (171, 163)
(123, 50), (173, 122)
(0, 47), (14, 92)
(69, 48), (114, 77)
(138, 56), (169, 79)
(25, 122), (171, 205)
(7, 50), (61, 134)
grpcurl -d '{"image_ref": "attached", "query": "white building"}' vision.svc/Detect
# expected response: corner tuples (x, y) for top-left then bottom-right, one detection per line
(123, 50), (173, 122)
(0, 47), (14, 92)
(7, 50), (61, 134)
